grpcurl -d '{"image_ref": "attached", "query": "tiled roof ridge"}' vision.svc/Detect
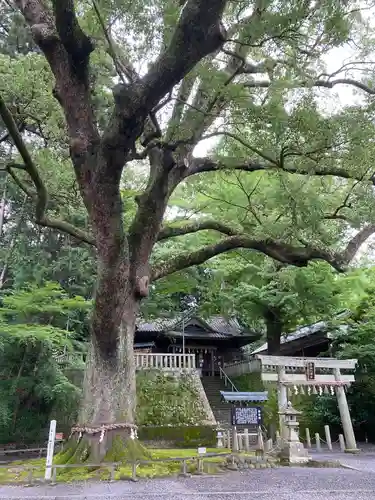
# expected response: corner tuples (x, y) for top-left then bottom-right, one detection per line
(136, 312), (246, 335)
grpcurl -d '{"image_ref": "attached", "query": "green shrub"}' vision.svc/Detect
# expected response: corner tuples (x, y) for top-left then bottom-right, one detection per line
(136, 371), (207, 426)
(138, 425), (217, 448)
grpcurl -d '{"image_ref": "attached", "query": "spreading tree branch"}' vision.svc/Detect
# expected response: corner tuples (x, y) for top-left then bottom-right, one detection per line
(158, 220), (240, 241)
(341, 224), (375, 264)
(0, 95), (95, 246)
(15, 0), (99, 164)
(91, 0), (139, 84)
(141, 0), (227, 108)
(243, 77), (375, 95)
(152, 223), (375, 281)
(51, 0), (94, 75)
(187, 156), (374, 184)
(151, 236), (339, 281)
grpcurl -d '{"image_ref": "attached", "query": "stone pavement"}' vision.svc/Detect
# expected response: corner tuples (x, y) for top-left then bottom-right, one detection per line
(1, 466), (375, 500)
(312, 447), (375, 474)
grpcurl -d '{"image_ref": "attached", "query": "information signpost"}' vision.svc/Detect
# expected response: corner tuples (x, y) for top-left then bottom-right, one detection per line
(45, 419), (56, 481)
(231, 406), (262, 427)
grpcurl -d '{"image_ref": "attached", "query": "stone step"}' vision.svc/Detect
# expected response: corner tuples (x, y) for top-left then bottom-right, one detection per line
(200, 376), (234, 427)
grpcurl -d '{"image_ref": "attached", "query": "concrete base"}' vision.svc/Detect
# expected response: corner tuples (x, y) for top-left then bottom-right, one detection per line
(279, 442), (311, 465)
(344, 448), (361, 454)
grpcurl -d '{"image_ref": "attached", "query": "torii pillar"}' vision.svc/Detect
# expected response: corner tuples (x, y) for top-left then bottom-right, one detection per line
(334, 368), (357, 452)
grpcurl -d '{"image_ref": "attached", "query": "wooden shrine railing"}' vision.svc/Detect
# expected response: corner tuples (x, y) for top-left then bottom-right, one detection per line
(134, 353), (196, 370)
(55, 352), (196, 371)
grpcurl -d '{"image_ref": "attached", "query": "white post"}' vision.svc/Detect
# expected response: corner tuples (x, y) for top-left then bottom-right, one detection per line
(217, 431), (224, 448)
(182, 316), (185, 359)
(334, 368), (357, 451)
(277, 366), (288, 440)
(275, 430), (281, 447)
(339, 434), (346, 452)
(324, 425), (332, 451)
(45, 419), (57, 480)
(257, 426), (264, 452)
(232, 427), (238, 452)
(315, 433), (321, 452)
(265, 438), (273, 453)
(244, 428), (250, 452)
(237, 432), (243, 451)
(306, 428), (312, 449)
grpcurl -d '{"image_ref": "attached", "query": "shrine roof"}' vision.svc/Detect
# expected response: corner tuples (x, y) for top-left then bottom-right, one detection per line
(220, 391), (268, 402)
(251, 310), (350, 355)
(136, 313), (259, 341)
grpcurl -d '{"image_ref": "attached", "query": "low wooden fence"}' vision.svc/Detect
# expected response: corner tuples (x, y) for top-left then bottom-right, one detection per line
(0, 442), (64, 463)
(0, 452), (235, 484)
(220, 428), (264, 452)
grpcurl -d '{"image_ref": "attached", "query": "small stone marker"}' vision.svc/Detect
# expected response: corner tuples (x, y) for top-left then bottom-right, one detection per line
(339, 434), (346, 452)
(306, 428), (311, 448)
(315, 433), (321, 452)
(265, 438), (273, 452)
(324, 425), (332, 451)
(198, 447), (206, 455)
(244, 428), (250, 451)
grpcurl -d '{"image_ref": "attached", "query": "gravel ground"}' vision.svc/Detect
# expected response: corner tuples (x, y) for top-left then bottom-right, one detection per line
(1, 466), (375, 500)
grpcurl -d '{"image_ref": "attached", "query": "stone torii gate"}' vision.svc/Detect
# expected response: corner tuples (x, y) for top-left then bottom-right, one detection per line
(254, 355), (358, 451)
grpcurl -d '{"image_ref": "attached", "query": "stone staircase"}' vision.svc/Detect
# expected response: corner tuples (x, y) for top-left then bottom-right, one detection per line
(201, 376), (233, 428)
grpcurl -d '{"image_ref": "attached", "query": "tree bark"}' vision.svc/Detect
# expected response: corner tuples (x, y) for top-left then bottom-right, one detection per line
(66, 295), (140, 462)
(265, 310), (283, 355)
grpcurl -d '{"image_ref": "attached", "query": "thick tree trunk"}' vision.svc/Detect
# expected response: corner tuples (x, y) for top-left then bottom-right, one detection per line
(60, 296), (148, 464)
(265, 310), (283, 355)
(79, 302), (136, 427)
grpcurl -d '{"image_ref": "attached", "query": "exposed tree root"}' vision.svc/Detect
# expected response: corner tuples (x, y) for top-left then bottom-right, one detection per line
(55, 431), (151, 469)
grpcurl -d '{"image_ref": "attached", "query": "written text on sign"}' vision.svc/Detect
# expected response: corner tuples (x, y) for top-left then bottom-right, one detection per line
(231, 406), (262, 426)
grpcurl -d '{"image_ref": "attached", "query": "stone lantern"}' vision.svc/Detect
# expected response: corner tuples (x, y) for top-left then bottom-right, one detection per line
(278, 402), (310, 464)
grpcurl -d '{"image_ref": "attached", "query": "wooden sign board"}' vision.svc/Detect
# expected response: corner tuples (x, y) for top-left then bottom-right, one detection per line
(305, 362), (316, 381)
(231, 406), (262, 427)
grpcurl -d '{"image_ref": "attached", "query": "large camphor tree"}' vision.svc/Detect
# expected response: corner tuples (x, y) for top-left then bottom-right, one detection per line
(1, 0), (375, 459)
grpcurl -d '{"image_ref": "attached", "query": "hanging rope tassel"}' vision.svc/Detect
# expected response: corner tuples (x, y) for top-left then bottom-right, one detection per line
(99, 427), (105, 443)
